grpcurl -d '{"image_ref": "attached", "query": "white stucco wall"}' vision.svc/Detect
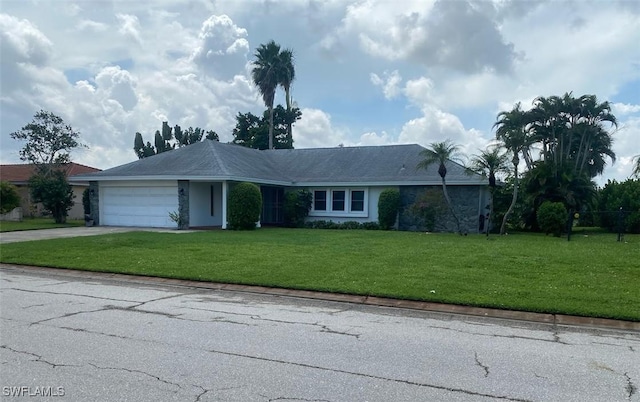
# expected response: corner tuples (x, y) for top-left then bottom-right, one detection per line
(189, 182), (222, 227)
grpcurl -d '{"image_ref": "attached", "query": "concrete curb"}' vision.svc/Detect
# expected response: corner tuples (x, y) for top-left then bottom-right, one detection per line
(2, 263), (639, 332)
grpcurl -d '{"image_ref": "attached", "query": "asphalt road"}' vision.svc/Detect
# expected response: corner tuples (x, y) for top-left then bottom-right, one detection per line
(1, 268), (638, 402)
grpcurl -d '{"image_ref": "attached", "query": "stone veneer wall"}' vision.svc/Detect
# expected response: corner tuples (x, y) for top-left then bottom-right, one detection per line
(89, 181), (99, 225)
(178, 180), (190, 229)
(399, 185), (482, 233)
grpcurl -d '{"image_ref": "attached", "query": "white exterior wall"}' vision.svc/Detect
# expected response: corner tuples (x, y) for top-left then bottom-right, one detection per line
(189, 182), (222, 227)
(305, 186), (397, 224)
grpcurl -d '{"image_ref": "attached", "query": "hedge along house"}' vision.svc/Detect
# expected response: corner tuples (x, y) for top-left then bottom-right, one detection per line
(71, 140), (490, 232)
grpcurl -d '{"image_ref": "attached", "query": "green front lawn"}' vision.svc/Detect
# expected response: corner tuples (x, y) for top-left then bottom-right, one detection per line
(1, 229), (638, 321)
(0, 218), (84, 232)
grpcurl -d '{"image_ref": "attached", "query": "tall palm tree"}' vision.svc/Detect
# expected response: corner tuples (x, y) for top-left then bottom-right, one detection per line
(278, 48), (295, 141)
(251, 41), (281, 150)
(494, 103), (534, 235)
(417, 140), (464, 234)
(470, 145), (509, 237)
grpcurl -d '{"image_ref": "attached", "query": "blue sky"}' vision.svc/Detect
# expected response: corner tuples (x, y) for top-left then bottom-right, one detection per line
(1, 0), (639, 184)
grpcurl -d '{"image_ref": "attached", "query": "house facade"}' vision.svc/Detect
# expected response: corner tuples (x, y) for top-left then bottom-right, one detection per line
(72, 141), (489, 233)
(0, 163), (101, 220)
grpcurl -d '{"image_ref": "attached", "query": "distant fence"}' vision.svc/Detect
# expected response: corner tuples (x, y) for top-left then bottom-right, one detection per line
(569, 208), (639, 242)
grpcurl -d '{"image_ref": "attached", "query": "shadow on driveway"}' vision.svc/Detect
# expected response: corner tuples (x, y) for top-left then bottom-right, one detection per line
(0, 226), (193, 244)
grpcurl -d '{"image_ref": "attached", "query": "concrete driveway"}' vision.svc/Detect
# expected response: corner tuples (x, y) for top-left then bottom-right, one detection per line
(0, 226), (192, 244)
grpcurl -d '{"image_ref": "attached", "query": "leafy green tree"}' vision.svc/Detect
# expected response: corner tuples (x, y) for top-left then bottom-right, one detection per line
(10, 111), (84, 223)
(598, 179), (640, 233)
(469, 145), (509, 236)
(10, 110), (84, 166)
(29, 170), (74, 223)
(232, 106), (300, 150)
(228, 182), (262, 230)
(417, 140), (464, 234)
(494, 102), (534, 234)
(1, 181), (21, 214)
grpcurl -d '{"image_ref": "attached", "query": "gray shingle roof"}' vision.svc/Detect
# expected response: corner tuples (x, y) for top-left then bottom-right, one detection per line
(74, 141), (486, 186)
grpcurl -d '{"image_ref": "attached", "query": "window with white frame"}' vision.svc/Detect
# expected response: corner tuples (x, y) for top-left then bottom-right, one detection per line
(311, 188), (368, 216)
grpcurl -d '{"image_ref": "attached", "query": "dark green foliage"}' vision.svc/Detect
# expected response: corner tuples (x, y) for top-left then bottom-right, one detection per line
(232, 106), (300, 150)
(82, 188), (90, 215)
(10, 110), (84, 165)
(134, 122), (219, 159)
(283, 189), (312, 227)
(228, 182), (262, 230)
(406, 189), (447, 232)
(378, 189), (401, 230)
(1, 181), (21, 214)
(598, 179), (640, 233)
(537, 201), (567, 237)
(303, 220), (379, 230)
(29, 170), (74, 224)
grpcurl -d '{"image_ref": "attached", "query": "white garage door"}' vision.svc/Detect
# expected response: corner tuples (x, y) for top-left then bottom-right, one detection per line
(101, 185), (178, 228)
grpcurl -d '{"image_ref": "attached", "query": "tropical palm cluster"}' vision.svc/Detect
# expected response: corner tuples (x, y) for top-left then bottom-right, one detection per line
(419, 93), (628, 235)
(251, 40), (296, 149)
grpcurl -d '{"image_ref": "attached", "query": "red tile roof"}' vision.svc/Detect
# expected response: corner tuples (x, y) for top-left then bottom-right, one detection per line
(0, 163), (101, 183)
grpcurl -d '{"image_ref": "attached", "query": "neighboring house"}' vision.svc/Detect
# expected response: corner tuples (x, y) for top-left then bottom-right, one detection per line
(71, 141), (489, 232)
(0, 163), (101, 219)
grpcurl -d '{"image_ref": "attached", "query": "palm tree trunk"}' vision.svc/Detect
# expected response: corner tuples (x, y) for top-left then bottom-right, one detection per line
(500, 165), (518, 235)
(486, 188), (493, 238)
(268, 104), (274, 149)
(441, 178), (462, 234)
(285, 87), (292, 142)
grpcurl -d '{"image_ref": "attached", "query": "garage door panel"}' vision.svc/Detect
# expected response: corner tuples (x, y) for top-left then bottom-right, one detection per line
(101, 185), (178, 228)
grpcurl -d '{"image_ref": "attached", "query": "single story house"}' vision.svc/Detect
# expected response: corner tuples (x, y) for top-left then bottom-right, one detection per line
(0, 163), (101, 220)
(71, 140), (490, 232)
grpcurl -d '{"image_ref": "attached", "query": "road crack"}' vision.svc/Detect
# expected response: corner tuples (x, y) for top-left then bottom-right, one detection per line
(625, 372), (636, 399)
(0, 345), (79, 369)
(87, 362), (181, 391)
(208, 349), (530, 401)
(474, 352), (489, 377)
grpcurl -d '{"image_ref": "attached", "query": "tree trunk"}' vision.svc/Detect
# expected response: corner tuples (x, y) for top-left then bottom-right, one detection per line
(486, 188), (493, 238)
(500, 164), (518, 235)
(285, 87), (292, 144)
(268, 105), (274, 150)
(441, 177), (462, 234)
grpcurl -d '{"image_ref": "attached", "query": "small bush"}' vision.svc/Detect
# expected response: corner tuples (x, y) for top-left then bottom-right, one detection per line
(406, 189), (447, 232)
(378, 189), (401, 230)
(303, 220), (379, 230)
(537, 201), (567, 237)
(228, 182), (262, 230)
(283, 189), (312, 227)
(1, 181), (21, 214)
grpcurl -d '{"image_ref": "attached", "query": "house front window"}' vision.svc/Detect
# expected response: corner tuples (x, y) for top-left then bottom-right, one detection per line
(314, 190), (327, 211)
(350, 190), (364, 212)
(332, 190), (345, 211)
(310, 187), (368, 217)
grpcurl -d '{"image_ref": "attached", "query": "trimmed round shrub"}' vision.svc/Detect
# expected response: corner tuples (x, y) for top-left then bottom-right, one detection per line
(378, 189), (401, 230)
(1, 181), (21, 214)
(537, 201), (567, 237)
(228, 182), (262, 230)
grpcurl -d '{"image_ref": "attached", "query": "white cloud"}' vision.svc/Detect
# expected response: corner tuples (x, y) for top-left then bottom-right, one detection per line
(116, 13), (142, 44)
(370, 70), (402, 100)
(293, 108), (348, 148)
(612, 103), (640, 116)
(75, 19), (108, 32)
(190, 14), (249, 80)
